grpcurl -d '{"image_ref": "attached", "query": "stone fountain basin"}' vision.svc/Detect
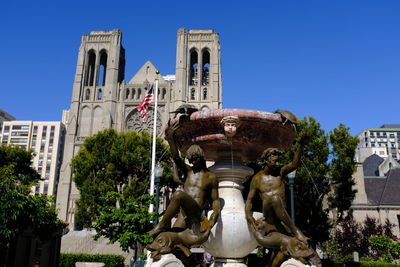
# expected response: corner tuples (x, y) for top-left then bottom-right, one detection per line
(170, 109), (295, 162)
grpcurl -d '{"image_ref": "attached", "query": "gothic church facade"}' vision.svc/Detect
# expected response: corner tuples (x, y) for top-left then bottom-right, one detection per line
(56, 29), (222, 228)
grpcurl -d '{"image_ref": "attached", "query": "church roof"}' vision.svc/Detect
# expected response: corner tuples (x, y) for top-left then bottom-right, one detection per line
(364, 169), (400, 205)
(363, 154), (384, 176)
(128, 61), (166, 84)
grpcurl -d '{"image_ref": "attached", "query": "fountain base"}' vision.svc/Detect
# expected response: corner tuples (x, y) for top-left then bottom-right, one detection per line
(212, 258), (247, 267)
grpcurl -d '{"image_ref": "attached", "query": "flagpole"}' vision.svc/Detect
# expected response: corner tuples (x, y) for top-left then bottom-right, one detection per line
(149, 71), (160, 213)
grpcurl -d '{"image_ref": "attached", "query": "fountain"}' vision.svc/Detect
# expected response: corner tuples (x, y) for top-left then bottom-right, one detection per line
(146, 108), (303, 267)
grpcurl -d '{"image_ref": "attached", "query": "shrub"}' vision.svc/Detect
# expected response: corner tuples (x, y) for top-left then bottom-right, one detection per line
(360, 261), (400, 267)
(59, 253), (124, 267)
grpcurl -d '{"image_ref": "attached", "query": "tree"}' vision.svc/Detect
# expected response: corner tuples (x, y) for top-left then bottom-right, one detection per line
(71, 129), (172, 253)
(328, 124), (359, 222)
(269, 117), (358, 246)
(331, 216), (398, 261)
(0, 146), (63, 264)
(290, 117), (331, 244)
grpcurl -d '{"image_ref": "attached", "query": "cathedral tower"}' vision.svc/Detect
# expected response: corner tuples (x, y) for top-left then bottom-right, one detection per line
(57, 30), (125, 227)
(174, 29), (222, 110)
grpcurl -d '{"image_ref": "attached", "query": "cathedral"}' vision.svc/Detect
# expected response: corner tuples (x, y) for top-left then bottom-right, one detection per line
(56, 28), (223, 229)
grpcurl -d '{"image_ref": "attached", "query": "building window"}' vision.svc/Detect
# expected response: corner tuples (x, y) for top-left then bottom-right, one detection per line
(125, 89), (130, 99)
(203, 88), (208, 100)
(97, 89), (103, 100)
(85, 89), (90, 100)
(191, 88), (196, 100)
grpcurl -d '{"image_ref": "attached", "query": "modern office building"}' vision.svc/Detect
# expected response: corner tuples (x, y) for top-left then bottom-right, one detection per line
(356, 124), (400, 163)
(57, 28), (223, 229)
(1, 121), (65, 196)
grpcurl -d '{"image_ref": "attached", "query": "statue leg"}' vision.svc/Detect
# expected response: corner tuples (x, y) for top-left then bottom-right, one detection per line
(149, 191), (201, 236)
(270, 195), (308, 243)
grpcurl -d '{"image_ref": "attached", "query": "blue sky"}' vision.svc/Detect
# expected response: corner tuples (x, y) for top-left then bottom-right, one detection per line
(1, 0), (399, 135)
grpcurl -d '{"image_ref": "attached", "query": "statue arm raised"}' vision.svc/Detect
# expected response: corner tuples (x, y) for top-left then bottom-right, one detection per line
(281, 130), (309, 177)
(165, 122), (187, 177)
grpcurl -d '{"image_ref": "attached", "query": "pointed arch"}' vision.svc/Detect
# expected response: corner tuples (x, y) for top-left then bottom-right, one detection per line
(98, 50), (108, 86)
(190, 88), (196, 100)
(203, 88), (208, 100)
(189, 49), (199, 86)
(85, 50), (96, 86)
(78, 106), (91, 136)
(85, 88), (90, 100)
(202, 49), (210, 85)
(97, 89), (103, 100)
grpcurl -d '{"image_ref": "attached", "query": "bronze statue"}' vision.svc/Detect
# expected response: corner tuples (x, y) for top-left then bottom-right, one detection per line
(147, 122), (220, 260)
(245, 131), (320, 266)
(147, 227), (211, 260)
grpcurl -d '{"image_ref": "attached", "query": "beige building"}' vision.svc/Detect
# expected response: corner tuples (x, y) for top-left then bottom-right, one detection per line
(351, 154), (400, 237)
(56, 28), (223, 229)
(1, 121), (65, 196)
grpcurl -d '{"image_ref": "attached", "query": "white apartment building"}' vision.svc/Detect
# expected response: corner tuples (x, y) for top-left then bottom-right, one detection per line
(1, 121), (65, 196)
(356, 124), (400, 163)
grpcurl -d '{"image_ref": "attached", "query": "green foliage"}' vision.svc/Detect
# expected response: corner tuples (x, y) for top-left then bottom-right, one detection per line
(369, 235), (400, 263)
(59, 253), (125, 267)
(360, 261), (400, 267)
(71, 129), (172, 254)
(330, 216), (398, 263)
(0, 146), (63, 249)
(291, 117), (331, 244)
(328, 123), (359, 222)
(71, 129), (172, 228)
(94, 193), (154, 252)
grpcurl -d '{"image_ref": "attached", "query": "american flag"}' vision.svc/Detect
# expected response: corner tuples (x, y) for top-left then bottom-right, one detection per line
(136, 85), (154, 122)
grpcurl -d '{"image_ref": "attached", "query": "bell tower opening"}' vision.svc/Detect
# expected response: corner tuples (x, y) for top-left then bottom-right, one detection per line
(189, 50), (198, 86)
(98, 50), (108, 86)
(85, 50), (96, 86)
(202, 50), (210, 85)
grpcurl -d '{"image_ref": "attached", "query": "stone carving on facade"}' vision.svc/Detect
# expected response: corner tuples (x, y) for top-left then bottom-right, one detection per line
(125, 107), (163, 134)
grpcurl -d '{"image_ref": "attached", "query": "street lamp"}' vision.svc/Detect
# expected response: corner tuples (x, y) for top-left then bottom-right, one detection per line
(154, 164), (164, 224)
(287, 170), (296, 224)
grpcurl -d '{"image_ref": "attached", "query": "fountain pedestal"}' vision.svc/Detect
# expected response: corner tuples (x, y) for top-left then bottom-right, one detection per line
(204, 162), (262, 266)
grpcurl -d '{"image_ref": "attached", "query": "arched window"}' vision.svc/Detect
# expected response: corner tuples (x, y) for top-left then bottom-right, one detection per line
(85, 88), (90, 100)
(203, 88), (208, 100)
(162, 88), (167, 100)
(97, 89), (103, 100)
(132, 89), (136, 99)
(137, 88), (141, 99)
(85, 50), (96, 86)
(202, 50), (210, 85)
(191, 88), (196, 100)
(125, 89), (130, 99)
(98, 50), (108, 86)
(189, 50), (198, 85)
